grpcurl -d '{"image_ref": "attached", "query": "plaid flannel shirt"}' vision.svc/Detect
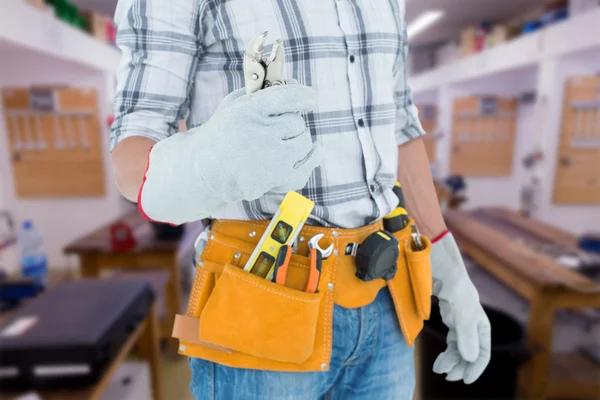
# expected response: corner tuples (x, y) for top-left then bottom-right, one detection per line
(111, 0), (425, 229)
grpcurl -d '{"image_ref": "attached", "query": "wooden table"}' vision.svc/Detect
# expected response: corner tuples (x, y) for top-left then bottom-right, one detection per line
(445, 208), (600, 400)
(434, 181), (466, 210)
(64, 210), (203, 352)
(0, 272), (166, 400)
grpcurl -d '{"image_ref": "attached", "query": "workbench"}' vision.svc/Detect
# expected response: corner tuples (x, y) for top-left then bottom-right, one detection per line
(64, 210), (202, 353)
(445, 208), (600, 400)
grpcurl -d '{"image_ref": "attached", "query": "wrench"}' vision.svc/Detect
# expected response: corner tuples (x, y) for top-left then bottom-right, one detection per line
(308, 233), (334, 259)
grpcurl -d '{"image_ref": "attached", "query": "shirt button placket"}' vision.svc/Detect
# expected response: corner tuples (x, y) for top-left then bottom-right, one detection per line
(335, 2), (377, 201)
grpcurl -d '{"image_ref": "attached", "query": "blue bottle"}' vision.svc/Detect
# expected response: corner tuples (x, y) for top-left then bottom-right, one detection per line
(17, 220), (48, 286)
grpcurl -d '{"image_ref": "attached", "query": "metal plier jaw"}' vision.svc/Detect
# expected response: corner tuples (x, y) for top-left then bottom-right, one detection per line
(243, 31), (286, 94)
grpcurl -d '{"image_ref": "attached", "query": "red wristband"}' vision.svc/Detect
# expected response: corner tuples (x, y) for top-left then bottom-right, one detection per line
(432, 229), (450, 244)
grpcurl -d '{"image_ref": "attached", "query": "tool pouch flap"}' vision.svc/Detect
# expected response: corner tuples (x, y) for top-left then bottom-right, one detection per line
(199, 263), (323, 364)
(172, 314), (233, 353)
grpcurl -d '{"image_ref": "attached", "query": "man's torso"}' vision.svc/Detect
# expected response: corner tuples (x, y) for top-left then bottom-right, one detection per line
(190, 1), (406, 228)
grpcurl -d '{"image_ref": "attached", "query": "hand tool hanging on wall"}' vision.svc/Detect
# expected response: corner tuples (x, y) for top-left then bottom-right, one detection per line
(33, 114), (47, 150)
(53, 115), (64, 150)
(78, 115), (89, 149)
(571, 100), (600, 148)
(65, 116), (76, 148)
(22, 115), (35, 150)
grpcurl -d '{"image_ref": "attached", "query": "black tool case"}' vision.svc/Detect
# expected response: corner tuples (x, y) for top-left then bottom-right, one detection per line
(0, 279), (154, 389)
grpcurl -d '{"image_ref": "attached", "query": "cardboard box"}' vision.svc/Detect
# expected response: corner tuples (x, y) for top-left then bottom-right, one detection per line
(81, 11), (108, 42)
(488, 25), (509, 48)
(460, 27), (477, 57)
(23, 0), (47, 10)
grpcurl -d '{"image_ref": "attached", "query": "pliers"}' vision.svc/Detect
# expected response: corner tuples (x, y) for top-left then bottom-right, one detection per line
(272, 234), (333, 293)
(243, 31), (286, 95)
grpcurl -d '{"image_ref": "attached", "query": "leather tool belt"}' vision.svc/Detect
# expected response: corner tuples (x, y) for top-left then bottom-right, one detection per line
(172, 218), (432, 372)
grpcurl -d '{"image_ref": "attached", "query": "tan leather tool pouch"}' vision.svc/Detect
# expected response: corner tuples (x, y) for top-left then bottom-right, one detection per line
(174, 221), (335, 372)
(199, 263), (323, 364)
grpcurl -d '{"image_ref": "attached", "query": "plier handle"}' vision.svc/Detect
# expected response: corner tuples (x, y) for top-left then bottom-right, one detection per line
(243, 31), (286, 94)
(272, 245), (322, 294)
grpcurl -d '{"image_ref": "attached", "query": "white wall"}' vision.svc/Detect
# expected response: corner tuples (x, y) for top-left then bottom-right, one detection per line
(534, 49), (600, 235)
(0, 51), (128, 273)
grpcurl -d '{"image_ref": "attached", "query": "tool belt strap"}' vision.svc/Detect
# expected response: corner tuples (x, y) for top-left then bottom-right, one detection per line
(174, 218), (432, 372)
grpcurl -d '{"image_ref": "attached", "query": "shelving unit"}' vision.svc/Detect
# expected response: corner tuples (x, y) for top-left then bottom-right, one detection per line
(0, 0), (127, 272)
(0, 0), (120, 73)
(411, 31), (543, 94)
(410, 8), (600, 237)
(410, 8), (600, 94)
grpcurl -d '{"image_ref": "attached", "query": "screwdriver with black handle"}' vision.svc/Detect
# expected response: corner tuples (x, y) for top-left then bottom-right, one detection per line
(383, 182), (410, 233)
(384, 182), (423, 250)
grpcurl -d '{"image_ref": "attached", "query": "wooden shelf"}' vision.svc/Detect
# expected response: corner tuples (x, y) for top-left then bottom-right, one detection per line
(547, 352), (600, 399)
(0, 0), (120, 74)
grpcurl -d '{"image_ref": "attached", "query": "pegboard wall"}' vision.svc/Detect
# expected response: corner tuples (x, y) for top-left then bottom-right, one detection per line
(2, 87), (106, 198)
(450, 96), (518, 177)
(553, 75), (600, 204)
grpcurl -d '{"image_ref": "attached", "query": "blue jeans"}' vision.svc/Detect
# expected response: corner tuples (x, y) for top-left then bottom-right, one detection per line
(189, 288), (415, 400)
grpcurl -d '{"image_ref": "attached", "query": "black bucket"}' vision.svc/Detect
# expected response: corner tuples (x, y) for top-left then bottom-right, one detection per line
(420, 302), (531, 400)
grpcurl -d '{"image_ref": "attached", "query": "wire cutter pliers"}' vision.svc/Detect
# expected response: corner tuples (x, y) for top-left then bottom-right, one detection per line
(272, 244), (321, 294)
(243, 31), (286, 95)
(272, 234), (333, 293)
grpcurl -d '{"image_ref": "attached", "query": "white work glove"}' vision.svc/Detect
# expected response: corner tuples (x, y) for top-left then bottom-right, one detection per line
(138, 82), (322, 225)
(429, 231), (491, 384)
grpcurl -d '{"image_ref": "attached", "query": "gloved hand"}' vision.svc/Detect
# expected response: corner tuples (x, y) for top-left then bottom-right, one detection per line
(429, 231), (491, 384)
(138, 82), (322, 225)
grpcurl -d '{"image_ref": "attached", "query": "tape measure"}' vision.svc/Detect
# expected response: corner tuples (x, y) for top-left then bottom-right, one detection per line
(243, 191), (314, 280)
(355, 231), (399, 281)
(354, 182), (413, 282)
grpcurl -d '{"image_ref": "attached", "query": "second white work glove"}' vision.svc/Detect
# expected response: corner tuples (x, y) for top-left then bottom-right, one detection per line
(429, 231), (492, 384)
(138, 83), (322, 225)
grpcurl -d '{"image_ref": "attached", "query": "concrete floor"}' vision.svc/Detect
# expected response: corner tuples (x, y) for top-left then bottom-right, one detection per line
(160, 355), (194, 400)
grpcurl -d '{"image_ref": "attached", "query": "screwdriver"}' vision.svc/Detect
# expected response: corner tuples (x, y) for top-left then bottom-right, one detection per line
(383, 182), (409, 233)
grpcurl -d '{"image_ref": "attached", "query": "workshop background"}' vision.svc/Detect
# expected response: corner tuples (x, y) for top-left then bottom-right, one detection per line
(1, 0), (599, 399)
